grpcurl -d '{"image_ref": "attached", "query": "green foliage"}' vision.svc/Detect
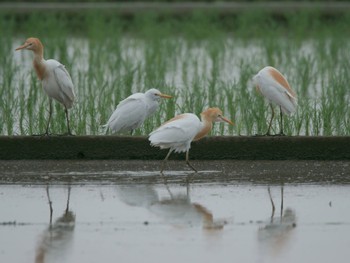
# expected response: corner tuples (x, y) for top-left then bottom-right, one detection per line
(1, 12), (349, 135)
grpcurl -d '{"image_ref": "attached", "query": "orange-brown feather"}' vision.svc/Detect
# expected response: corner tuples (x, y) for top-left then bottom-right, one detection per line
(268, 67), (296, 97)
(193, 108), (221, 141)
(33, 60), (46, 80)
(193, 203), (214, 223)
(193, 122), (212, 141)
(26, 38), (46, 80)
(161, 114), (187, 127)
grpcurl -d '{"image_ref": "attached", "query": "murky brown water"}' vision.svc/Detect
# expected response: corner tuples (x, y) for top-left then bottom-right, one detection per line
(1, 160), (350, 263)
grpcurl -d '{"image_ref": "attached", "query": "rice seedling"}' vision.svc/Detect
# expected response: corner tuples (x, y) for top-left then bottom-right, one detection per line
(1, 11), (349, 136)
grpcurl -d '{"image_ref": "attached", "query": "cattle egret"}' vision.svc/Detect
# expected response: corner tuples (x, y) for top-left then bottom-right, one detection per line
(104, 89), (172, 134)
(253, 66), (297, 135)
(16, 37), (75, 135)
(149, 107), (233, 173)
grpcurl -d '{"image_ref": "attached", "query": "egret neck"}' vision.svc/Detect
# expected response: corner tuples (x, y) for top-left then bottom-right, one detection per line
(193, 113), (213, 141)
(32, 42), (46, 80)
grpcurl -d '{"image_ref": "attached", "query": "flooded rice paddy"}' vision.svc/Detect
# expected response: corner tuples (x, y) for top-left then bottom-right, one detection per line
(1, 160), (350, 263)
(5, 36), (350, 136)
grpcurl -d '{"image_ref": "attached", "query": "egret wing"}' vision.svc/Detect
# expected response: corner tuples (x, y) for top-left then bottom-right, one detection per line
(53, 63), (75, 108)
(107, 97), (148, 132)
(263, 85), (297, 114)
(117, 93), (143, 108)
(150, 114), (201, 143)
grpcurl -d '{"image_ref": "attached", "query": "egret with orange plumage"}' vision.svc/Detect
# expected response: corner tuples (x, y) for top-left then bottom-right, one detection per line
(149, 107), (233, 173)
(16, 37), (75, 135)
(253, 66), (297, 135)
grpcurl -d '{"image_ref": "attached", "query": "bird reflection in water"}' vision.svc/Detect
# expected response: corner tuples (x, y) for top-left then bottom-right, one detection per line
(116, 183), (226, 230)
(257, 185), (296, 256)
(35, 184), (75, 263)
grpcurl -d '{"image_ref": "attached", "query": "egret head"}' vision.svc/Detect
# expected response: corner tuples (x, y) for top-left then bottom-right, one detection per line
(146, 88), (172, 101)
(201, 108), (233, 125)
(15, 37), (44, 54)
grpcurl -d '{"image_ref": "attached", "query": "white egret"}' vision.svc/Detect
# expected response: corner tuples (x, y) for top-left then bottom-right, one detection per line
(16, 37), (75, 135)
(253, 66), (297, 135)
(149, 107), (233, 173)
(104, 88), (172, 134)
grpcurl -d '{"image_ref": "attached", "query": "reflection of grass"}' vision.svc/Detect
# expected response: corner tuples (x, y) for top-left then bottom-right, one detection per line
(1, 11), (350, 135)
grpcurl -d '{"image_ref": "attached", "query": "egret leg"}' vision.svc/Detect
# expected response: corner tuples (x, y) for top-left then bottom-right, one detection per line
(46, 185), (53, 225)
(268, 186), (275, 223)
(163, 181), (174, 199)
(64, 106), (73, 136)
(44, 99), (53, 136)
(160, 149), (173, 174)
(280, 184), (284, 221)
(278, 106), (285, 136)
(65, 184), (71, 214)
(266, 103), (275, 136)
(185, 150), (198, 173)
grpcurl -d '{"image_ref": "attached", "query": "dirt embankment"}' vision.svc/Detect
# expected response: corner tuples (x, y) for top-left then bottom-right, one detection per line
(0, 136), (349, 160)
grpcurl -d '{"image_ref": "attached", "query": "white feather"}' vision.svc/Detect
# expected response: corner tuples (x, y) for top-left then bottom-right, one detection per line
(106, 88), (165, 133)
(149, 113), (202, 153)
(43, 59), (75, 109)
(254, 66), (297, 115)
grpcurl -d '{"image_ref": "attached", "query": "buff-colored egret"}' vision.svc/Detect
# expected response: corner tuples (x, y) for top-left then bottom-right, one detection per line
(16, 37), (75, 135)
(104, 88), (172, 134)
(253, 66), (297, 135)
(149, 107), (233, 173)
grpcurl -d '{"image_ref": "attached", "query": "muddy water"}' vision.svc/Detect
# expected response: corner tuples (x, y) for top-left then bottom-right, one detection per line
(1, 161), (350, 263)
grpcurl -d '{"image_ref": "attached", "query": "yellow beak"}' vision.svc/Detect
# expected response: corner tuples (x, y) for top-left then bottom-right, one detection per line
(15, 43), (30, 51)
(220, 116), (234, 125)
(158, 93), (172, 99)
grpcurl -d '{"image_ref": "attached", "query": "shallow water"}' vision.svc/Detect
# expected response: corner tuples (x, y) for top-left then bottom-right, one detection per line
(1, 162), (350, 263)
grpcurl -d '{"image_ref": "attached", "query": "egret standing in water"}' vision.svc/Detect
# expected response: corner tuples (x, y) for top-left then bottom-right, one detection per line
(149, 107), (233, 173)
(104, 88), (172, 134)
(253, 66), (297, 135)
(16, 37), (75, 135)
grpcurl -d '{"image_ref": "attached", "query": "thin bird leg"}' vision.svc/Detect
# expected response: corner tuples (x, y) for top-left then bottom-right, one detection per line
(160, 149), (173, 174)
(280, 184), (284, 222)
(266, 103), (275, 136)
(46, 185), (53, 226)
(65, 185), (71, 214)
(268, 186), (275, 223)
(163, 182), (174, 199)
(64, 106), (73, 136)
(185, 150), (198, 173)
(44, 99), (53, 136)
(186, 181), (190, 197)
(278, 106), (285, 136)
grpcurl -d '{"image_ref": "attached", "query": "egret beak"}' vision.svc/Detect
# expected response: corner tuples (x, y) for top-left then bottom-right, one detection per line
(15, 43), (30, 51)
(218, 116), (234, 125)
(158, 93), (172, 99)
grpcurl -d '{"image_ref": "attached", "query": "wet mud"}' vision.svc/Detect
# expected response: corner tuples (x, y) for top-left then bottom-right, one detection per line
(0, 159), (349, 184)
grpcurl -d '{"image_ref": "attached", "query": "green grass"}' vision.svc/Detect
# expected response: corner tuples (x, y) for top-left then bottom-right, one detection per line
(0, 11), (349, 136)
